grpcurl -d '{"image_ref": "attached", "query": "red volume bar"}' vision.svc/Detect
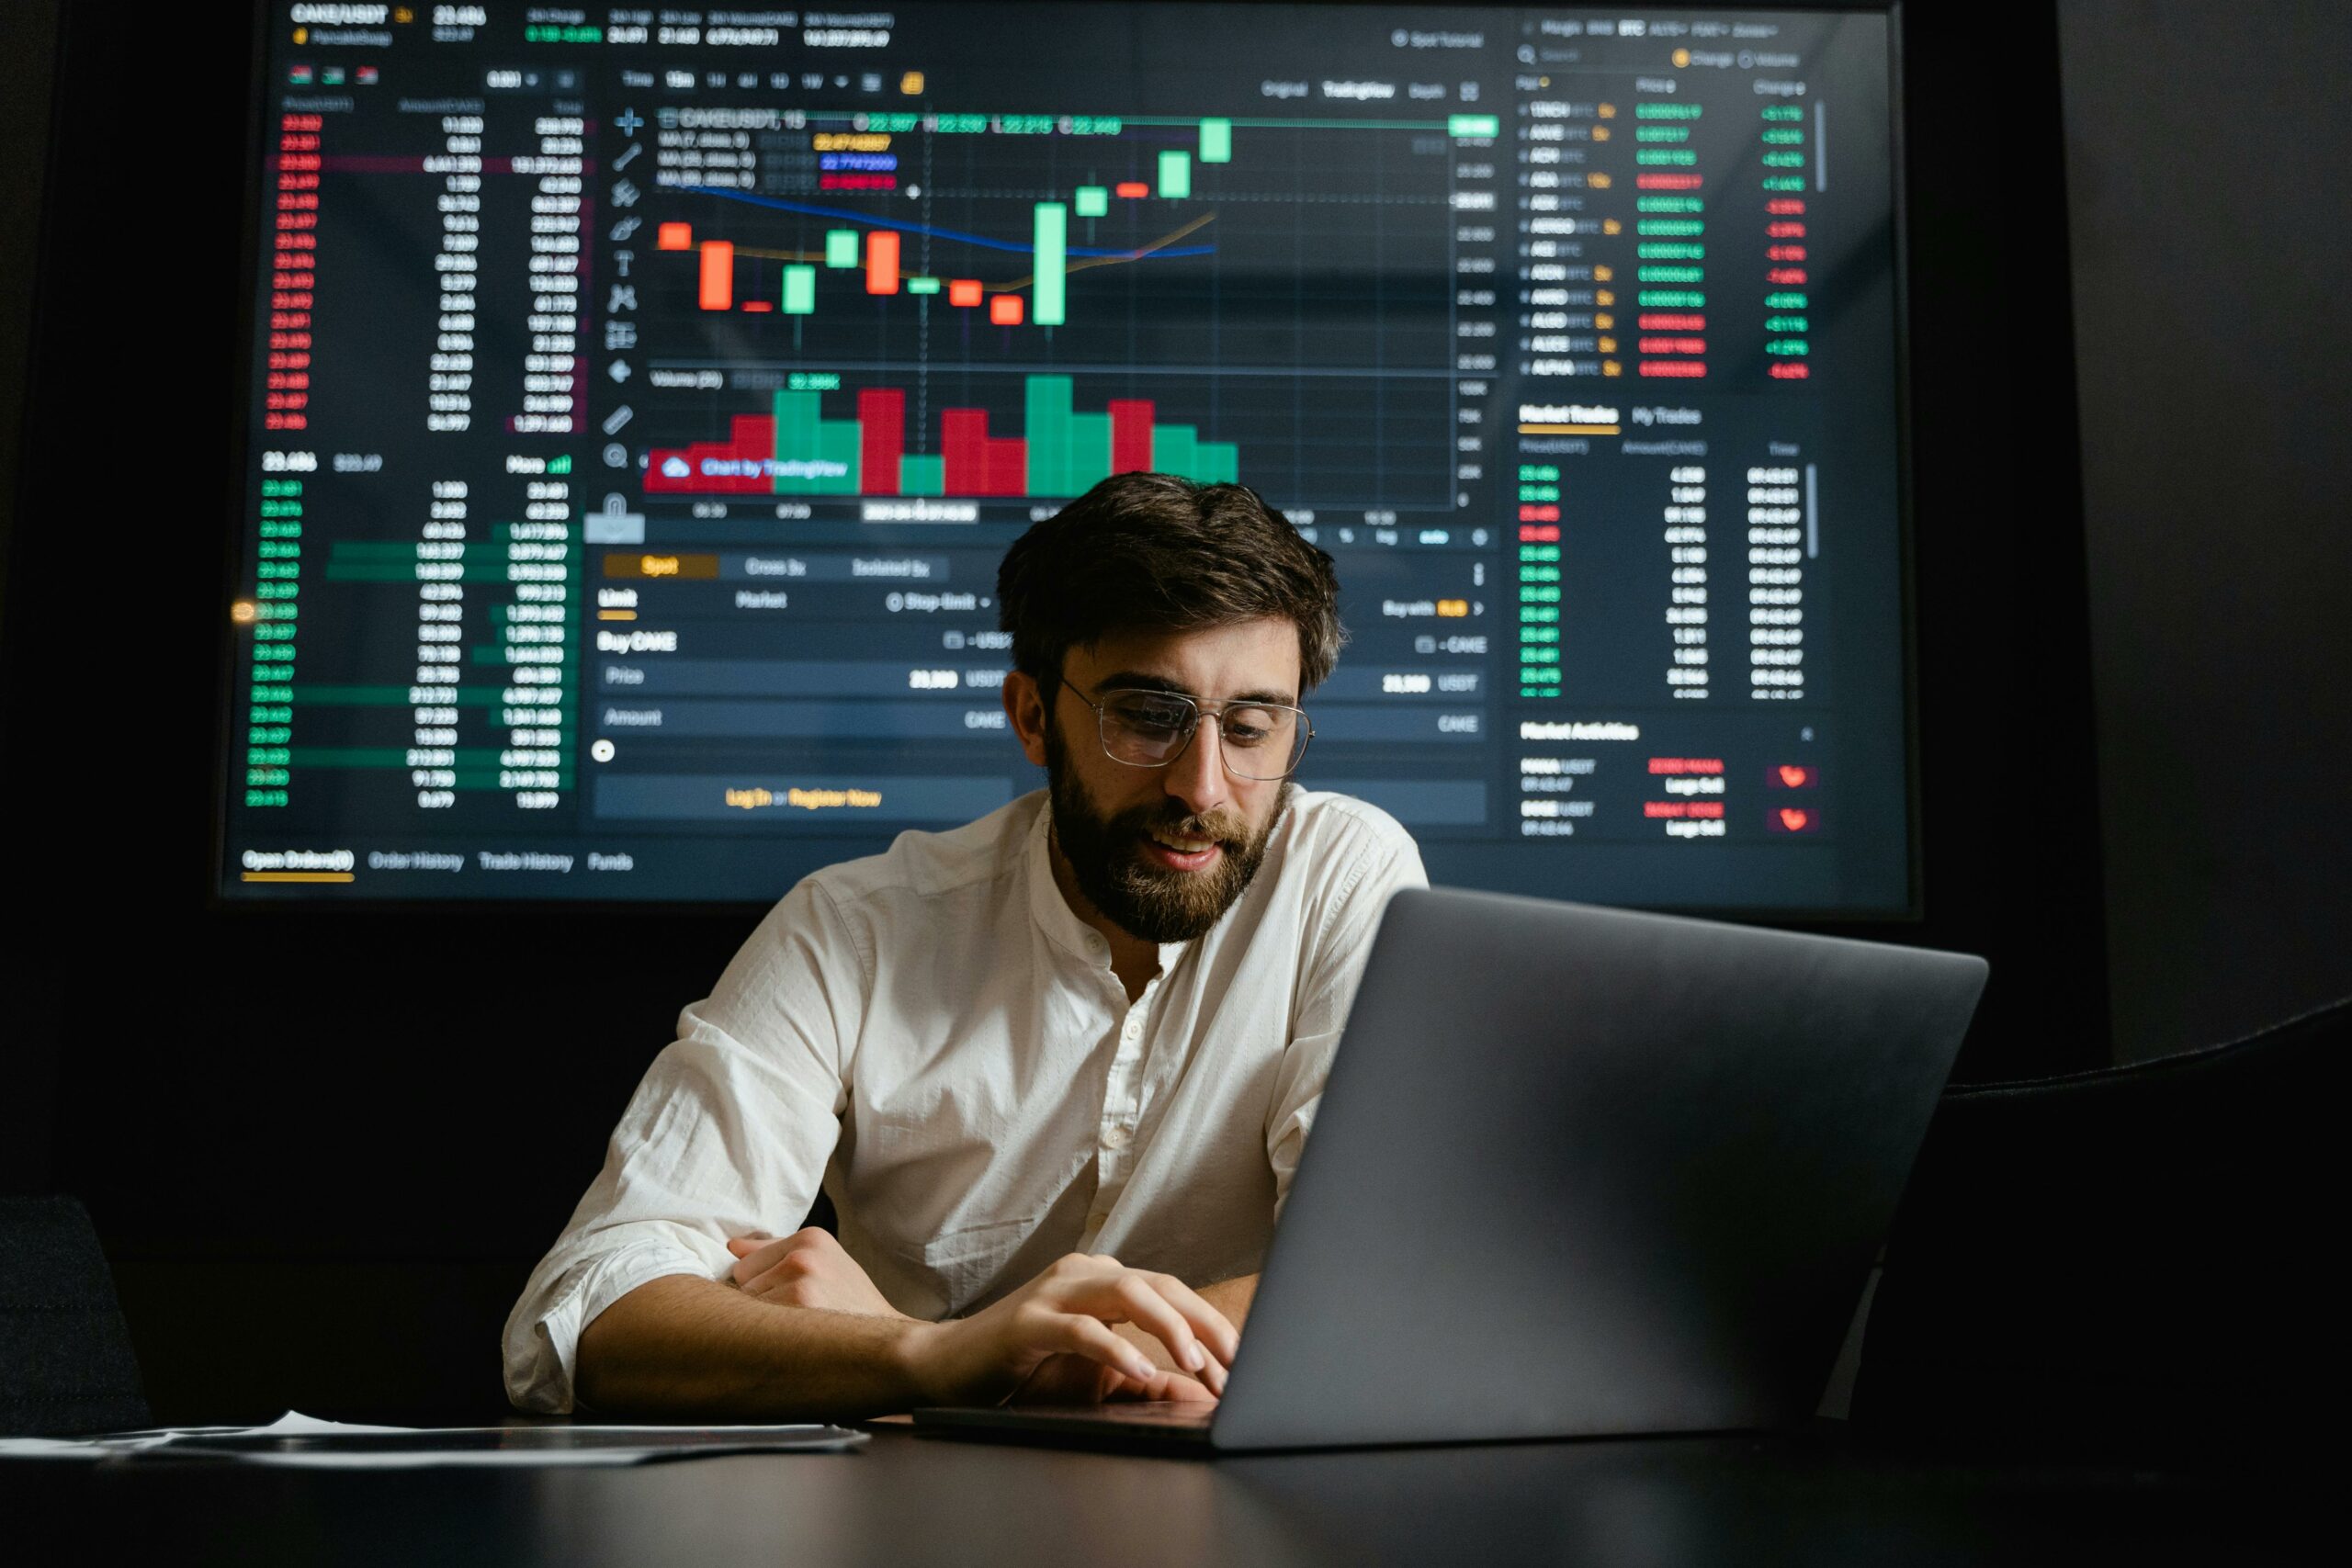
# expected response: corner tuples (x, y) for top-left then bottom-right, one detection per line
(859, 388), (904, 495)
(698, 240), (734, 310)
(942, 409), (1029, 496)
(865, 231), (900, 295)
(1109, 400), (1155, 474)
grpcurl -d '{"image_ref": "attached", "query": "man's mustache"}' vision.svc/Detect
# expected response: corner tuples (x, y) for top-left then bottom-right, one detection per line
(1117, 805), (1250, 851)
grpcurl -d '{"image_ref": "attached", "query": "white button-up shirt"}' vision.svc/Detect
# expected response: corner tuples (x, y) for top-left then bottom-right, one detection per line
(502, 788), (1426, 1412)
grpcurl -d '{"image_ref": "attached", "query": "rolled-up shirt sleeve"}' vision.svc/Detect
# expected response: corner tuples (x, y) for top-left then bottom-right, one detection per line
(1264, 817), (1429, 1217)
(501, 878), (867, 1412)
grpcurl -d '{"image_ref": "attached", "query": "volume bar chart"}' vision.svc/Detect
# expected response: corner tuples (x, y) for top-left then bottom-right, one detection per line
(644, 376), (1238, 499)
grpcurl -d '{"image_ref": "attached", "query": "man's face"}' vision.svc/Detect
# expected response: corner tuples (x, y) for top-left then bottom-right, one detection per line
(1011, 618), (1303, 944)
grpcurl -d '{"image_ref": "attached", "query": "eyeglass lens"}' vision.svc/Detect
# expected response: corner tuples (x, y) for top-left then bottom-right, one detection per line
(1097, 692), (1308, 780)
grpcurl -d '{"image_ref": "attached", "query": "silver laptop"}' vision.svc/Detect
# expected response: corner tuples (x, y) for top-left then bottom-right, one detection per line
(914, 887), (1988, 1452)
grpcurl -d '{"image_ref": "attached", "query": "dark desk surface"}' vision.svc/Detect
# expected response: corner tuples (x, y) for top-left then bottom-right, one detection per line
(3, 1421), (2289, 1566)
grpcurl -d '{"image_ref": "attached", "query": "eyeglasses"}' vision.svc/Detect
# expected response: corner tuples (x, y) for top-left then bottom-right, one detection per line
(1077, 687), (1315, 782)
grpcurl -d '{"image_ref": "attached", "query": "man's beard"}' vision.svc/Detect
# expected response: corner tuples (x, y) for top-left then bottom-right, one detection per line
(1045, 720), (1285, 944)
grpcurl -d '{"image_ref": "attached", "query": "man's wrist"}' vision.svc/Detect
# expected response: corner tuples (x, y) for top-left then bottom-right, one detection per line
(890, 1316), (955, 1405)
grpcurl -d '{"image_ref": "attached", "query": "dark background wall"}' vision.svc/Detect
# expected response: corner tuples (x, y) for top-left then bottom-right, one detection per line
(0, 0), (2335, 1422)
(2058, 0), (2352, 1062)
(0, 0), (61, 1200)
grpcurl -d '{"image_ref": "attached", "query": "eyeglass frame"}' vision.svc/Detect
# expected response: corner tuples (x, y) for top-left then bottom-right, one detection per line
(1057, 680), (1317, 782)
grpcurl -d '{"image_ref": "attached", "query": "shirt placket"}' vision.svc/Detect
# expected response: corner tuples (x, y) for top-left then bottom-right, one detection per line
(1084, 976), (1159, 1244)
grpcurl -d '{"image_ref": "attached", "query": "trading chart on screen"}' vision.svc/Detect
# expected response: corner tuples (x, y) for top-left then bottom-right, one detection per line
(223, 4), (1911, 910)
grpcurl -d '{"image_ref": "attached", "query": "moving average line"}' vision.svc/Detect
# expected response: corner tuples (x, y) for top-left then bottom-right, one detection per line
(678, 185), (1218, 260)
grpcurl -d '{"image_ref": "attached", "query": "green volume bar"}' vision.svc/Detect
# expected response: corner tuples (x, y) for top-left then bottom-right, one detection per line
(816, 419), (860, 493)
(774, 390), (858, 495)
(773, 389), (818, 493)
(1198, 118), (1231, 162)
(1069, 410), (1113, 491)
(1149, 424), (1238, 484)
(1159, 149), (1191, 198)
(1025, 375), (1074, 496)
(1033, 201), (1069, 326)
(782, 264), (816, 314)
(899, 454), (945, 495)
(1154, 423), (1195, 479)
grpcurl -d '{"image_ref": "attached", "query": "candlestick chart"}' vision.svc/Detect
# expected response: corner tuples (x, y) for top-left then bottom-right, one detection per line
(624, 108), (1468, 510)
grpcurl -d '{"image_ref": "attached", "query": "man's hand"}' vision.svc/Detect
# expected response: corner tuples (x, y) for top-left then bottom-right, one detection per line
(898, 1253), (1238, 1407)
(1001, 1271), (1258, 1404)
(1005, 1352), (1216, 1405)
(728, 1228), (906, 1319)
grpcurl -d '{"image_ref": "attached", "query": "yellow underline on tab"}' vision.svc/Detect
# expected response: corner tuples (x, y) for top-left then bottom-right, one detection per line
(241, 872), (355, 884)
(1519, 423), (1622, 435)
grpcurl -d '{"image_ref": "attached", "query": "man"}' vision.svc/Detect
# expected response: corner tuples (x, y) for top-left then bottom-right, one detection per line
(503, 474), (1427, 1419)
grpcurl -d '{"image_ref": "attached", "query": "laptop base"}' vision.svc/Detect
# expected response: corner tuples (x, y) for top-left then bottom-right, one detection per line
(911, 1402), (1216, 1452)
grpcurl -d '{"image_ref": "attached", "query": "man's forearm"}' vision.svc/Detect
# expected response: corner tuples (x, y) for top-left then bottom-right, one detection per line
(574, 1273), (929, 1421)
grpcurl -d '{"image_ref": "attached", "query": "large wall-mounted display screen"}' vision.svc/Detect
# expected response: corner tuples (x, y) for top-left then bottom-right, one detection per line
(222, 3), (1909, 910)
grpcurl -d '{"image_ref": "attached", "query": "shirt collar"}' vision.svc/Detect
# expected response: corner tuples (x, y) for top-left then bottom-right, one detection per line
(1025, 794), (1109, 966)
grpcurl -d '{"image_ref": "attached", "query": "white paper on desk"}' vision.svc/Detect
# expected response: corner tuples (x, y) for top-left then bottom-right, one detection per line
(0, 1435), (145, 1461)
(149, 1411), (869, 1468)
(6, 1412), (866, 1467)
(0, 1421), (261, 1461)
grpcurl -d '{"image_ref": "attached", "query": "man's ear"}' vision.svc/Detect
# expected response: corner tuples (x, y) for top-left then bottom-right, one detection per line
(1003, 670), (1051, 768)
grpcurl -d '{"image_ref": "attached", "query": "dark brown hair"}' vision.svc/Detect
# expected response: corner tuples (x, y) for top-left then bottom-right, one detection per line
(997, 473), (1344, 694)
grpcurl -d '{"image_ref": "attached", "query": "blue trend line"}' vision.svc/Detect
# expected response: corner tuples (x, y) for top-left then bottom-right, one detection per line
(680, 186), (1216, 260)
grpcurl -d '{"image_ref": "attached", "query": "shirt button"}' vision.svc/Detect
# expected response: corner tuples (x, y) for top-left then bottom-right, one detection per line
(1121, 1020), (1141, 1043)
(1102, 1124), (1132, 1150)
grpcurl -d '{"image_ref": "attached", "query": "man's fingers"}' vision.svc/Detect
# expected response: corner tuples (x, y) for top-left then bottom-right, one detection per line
(1103, 1366), (1218, 1404)
(1154, 1371), (1218, 1404)
(741, 1261), (794, 1298)
(1103, 1274), (1209, 1376)
(729, 1225), (831, 1261)
(729, 1238), (792, 1284)
(1050, 1314), (1159, 1383)
(1138, 1271), (1240, 1367)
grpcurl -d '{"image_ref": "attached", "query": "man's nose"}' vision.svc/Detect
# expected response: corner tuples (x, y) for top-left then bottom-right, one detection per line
(1164, 720), (1231, 817)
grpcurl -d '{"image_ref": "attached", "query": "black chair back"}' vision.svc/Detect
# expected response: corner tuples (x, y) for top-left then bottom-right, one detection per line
(0, 1195), (150, 1436)
(1853, 996), (2346, 1461)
